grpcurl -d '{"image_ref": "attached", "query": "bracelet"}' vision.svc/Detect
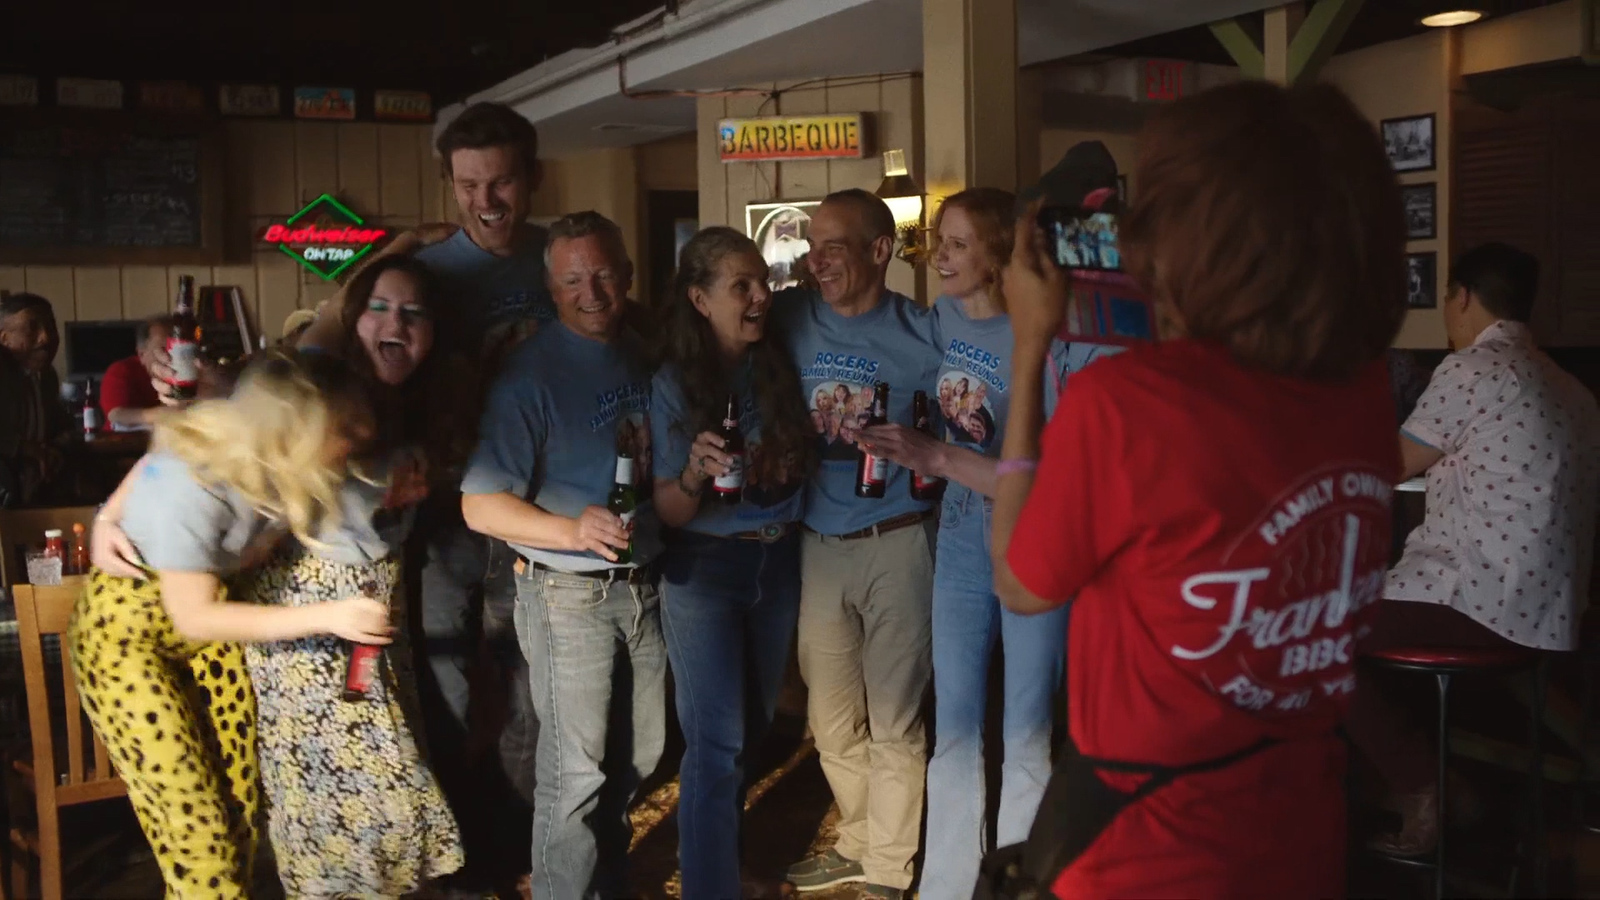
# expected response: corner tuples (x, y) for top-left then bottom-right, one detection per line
(996, 458), (1039, 478)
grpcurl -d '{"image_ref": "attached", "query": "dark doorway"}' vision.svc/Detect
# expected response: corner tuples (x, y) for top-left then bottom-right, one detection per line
(645, 190), (699, 309)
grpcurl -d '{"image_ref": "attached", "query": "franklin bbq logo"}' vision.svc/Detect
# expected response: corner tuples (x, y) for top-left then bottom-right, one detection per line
(1168, 467), (1393, 715)
(260, 194), (389, 281)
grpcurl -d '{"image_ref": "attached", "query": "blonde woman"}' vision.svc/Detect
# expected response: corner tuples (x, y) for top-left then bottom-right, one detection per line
(71, 351), (391, 898)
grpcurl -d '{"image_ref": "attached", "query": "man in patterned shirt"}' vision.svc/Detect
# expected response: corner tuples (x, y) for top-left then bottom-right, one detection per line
(1352, 242), (1600, 856)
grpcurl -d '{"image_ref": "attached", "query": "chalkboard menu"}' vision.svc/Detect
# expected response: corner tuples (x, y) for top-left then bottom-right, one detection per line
(0, 114), (222, 264)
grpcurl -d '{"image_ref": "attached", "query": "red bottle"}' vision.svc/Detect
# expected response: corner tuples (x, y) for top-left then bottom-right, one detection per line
(342, 581), (384, 701)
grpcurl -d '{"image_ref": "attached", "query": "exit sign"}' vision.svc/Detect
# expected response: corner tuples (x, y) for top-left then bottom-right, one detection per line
(1144, 60), (1190, 102)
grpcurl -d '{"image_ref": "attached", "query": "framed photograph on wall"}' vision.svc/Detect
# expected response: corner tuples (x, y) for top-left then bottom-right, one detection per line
(1406, 251), (1437, 309)
(745, 200), (821, 291)
(1401, 182), (1437, 240)
(1382, 114), (1436, 173)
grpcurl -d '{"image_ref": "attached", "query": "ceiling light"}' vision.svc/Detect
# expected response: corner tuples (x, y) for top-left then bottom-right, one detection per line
(1420, 9), (1484, 27)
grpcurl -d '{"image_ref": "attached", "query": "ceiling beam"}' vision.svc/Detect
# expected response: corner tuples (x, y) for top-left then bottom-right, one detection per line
(1287, 0), (1366, 85)
(1209, 17), (1264, 79)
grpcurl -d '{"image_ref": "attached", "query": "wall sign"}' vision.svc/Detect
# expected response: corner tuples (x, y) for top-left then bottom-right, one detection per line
(220, 84), (281, 117)
(375, 90), (432, 121)
(58, 77), (124, 110)
(1143, 59), (1190, 101)
(718, 113), (868, 163)
(260, 194), (389, 281)
(294, 87), (356, 120)
(140, 81), (206, 114)
(0, 75), (39, 106)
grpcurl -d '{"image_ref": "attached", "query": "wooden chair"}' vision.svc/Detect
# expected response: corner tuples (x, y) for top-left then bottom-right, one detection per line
(8, 579), (125, 900)
(0, 508), (98, 590)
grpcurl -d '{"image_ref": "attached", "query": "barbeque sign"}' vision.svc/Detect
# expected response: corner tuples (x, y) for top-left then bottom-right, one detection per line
(260, 194), (389, 281)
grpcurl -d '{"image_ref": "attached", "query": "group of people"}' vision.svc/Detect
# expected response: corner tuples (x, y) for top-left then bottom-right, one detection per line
(40, 73), (1599, 900)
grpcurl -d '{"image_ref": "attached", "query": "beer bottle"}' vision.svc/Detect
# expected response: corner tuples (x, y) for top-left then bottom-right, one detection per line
(607, 454), (637, 565)
(167, 276), (201, 400)
(80, 380), (99, 441)
(713, 392), (745, 505)
(69, 523), (89, 576)
(855, 382), (890, 498)
(342, 580), (384, 702)
(910, 390), (946, 501)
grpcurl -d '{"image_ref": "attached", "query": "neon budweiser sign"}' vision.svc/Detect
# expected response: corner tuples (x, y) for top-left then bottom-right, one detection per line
(261, 193), (390, 281)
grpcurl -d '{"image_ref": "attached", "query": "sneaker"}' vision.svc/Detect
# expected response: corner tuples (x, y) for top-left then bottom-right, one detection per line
(785, 848), (867, 891)
(857, 885), (905, 900)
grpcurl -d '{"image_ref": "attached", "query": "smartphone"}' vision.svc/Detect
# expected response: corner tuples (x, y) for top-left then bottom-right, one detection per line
(1038, 206), (1122, 272)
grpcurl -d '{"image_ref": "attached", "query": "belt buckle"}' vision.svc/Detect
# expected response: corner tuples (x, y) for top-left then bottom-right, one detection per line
(757, 524), (784, 543)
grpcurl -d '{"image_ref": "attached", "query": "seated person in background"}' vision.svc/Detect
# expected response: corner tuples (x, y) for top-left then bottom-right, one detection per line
(0, 292), (72, 507)
(1351, 242), (1600, 856)
(100, 315), (174, 431)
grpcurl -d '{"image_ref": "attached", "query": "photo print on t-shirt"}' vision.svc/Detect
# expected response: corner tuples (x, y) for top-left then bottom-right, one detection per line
(809, 380), (876, 461)
(936, 370), (998, 450)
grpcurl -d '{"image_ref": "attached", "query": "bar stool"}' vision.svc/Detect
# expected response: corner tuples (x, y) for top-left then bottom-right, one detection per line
(1361, 642), (1547, 900)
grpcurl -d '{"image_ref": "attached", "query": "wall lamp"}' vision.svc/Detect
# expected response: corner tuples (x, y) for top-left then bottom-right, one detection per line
(1419, 7), (1484, 26)
(875, 149), (929, 266)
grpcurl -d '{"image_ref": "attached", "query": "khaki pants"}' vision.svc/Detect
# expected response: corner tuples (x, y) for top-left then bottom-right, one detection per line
(798, 520), (936, 889)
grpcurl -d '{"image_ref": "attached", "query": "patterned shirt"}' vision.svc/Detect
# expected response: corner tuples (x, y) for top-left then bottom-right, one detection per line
(1388, 320), (1600, 650)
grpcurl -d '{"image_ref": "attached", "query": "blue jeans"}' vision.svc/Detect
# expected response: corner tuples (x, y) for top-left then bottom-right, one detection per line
(921, 487), (1069, 900)
(660, 529), (801, 900)
(514, 564), (668, 900)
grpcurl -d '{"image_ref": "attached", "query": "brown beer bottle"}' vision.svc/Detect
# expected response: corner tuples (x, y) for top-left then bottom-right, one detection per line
(713, 392), (745, 505)
(167, 276), (201, 400)
(855, 382), (889, 498)
(910, 390), (946, 501)
(342, 580), (384, 702)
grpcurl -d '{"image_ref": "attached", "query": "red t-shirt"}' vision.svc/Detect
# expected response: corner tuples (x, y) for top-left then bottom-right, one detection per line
(1009, 339), (1397, 900)
(99, 355), (159, 416)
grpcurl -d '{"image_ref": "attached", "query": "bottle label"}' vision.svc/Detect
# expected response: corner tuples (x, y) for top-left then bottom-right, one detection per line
(913, 472), (943, 491)
(862, 453), (888, 486)
(614, 457), (635, 486)
(167, 338), (199, 386)
(618, 508), (637, 528)
(714, 453), (745, 494)
(346, 644), (380, 694)
(82, 406), (99, 433)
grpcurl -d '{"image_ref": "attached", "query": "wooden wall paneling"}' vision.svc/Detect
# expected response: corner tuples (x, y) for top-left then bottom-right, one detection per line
(222, 122), (258, 262)
(0, 267), (26, 297)
(255, 250), (302, 342)
(338, 123), (383, 218)
(245, 122), (298, 221)
(24, 267), (76, 319)
(295, 122), (341, 206)
(300, 278), (341, 315)
(419, 127), (444, 224)
(697, 96), (730, 228)
(1452, 119), (1552, 338)
(1552, 117), (1600, 345)
(777, 85), (830, 200)
(880, 75), (924, 185)
(722, 89), (778, 227)
(72, 268), (122, 321)
(120, 268), (168, 320)
(378, 124), (423, 221)
(824, 78), (884, 195)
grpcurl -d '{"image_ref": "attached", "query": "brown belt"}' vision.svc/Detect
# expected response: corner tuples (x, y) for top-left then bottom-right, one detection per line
(806, 510), (933, 542)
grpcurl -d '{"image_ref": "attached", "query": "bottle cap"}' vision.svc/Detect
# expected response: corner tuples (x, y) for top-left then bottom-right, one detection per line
(72, 523), (85, 534)
(43, 529), (62, 538)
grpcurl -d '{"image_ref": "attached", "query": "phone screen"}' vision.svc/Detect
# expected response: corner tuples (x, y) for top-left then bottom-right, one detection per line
(1038, 208), (1122, 272)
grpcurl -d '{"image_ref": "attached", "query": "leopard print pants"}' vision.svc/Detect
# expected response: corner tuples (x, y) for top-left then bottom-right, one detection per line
(68, 569), (259, 899)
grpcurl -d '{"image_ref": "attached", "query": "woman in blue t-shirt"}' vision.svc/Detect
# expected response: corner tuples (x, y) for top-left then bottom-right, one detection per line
(860, 189), (1075, 898)
(649, 226), (817, 897)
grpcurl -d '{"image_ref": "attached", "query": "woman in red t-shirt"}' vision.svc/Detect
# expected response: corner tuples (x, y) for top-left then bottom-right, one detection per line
(988, 81), (1408, 898)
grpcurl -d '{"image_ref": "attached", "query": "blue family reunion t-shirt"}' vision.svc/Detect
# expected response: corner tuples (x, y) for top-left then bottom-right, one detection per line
(462, 322), (661, 571)
(772, 286), (942, 535)
(930, 294), (1126, 507)
(650, 359), (805, 537)
(414, 226), (556, 366)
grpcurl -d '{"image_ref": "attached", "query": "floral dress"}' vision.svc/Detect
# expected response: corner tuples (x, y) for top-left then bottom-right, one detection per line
(238, 456), (462, 898)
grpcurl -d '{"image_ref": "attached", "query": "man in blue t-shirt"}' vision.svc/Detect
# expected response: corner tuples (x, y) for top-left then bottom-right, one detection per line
(772, 189), (942, 897)
(461, 211), (665, 899)
(293, 101), (555, 892)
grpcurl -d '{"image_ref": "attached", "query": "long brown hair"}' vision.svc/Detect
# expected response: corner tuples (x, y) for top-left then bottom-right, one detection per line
(931, 188), (1017, 311)
(337, 255), (479, 476)
(1121, 80), (1405, 379)
(660, 226), (815, 484)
